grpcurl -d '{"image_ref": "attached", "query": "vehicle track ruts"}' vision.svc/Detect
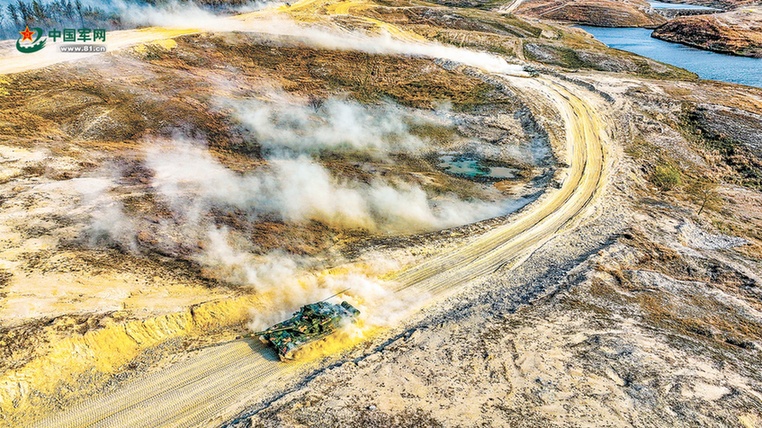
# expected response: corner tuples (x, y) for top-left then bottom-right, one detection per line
(31, 75), (610, 428)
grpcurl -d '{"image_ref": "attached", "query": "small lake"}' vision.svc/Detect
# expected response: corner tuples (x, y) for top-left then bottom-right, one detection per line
(438, 155), (518, 180)
(579, 26), (762, 88)
(649, 1), (719, 10)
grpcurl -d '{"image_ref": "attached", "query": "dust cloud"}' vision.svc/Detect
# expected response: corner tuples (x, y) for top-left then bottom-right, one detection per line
(77, 96), (500, 335)
(134, 96), (495, 330)
(112, 1), (526, 75)
(227, 97), (434, 156)
(79, 96), (512, 309)
(145, 138), (507, 232)
(74, 175), (138, 252)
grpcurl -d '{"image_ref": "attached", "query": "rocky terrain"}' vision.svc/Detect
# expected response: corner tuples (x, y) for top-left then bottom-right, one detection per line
(653, 7), (762, 57)
(0, 0), (760, 427)
(513, 0), (667, 27)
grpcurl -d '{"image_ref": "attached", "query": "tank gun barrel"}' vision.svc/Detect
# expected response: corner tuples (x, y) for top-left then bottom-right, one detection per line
(319, 288), (351, 302)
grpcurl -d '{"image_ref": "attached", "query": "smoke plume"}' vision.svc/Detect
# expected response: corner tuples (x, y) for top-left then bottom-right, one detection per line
(74, 176), (138, 252)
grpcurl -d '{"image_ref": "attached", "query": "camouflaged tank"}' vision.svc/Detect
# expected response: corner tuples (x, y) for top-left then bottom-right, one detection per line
(255, 301), (360, 361)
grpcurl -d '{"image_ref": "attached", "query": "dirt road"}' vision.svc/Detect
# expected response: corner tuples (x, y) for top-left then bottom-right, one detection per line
(31, 74), (609, 427)
(391, 76), (608, 293)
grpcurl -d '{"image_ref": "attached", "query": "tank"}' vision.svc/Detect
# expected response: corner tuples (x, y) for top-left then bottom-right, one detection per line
(255, 301), (360, 361)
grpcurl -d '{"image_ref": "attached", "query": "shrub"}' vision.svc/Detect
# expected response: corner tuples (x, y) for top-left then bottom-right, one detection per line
(651, 163), (682, 191)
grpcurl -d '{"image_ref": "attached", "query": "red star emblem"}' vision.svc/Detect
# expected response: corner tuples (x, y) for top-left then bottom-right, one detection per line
(19, 26), (35, 42)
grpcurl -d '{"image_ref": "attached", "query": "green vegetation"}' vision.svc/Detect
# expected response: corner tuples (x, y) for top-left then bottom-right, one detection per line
(523, 43), (595, 70)
(627, 138), (723, 215)
(1, 1), (118, 40)
(686, 179), (722, 216)
(632, 58), (698, 81)
(650, 163), (682, 191)
(523, 43), (598, 71)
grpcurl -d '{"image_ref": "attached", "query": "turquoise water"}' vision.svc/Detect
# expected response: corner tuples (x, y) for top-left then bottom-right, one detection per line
(438, 155), (518, 180)
(579, 26), (762, 88)
(649, 1), (718, 10)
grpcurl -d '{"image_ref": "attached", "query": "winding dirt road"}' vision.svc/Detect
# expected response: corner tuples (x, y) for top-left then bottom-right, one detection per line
(30, 74), (609, 427)
(391, 77), (608, 293)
